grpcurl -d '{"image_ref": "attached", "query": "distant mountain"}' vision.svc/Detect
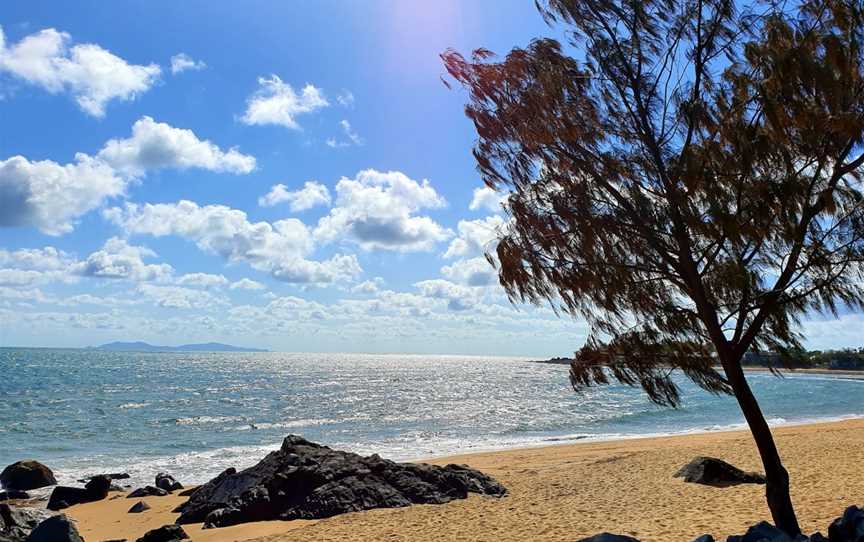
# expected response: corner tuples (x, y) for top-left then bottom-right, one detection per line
(93, 341), (268, 353)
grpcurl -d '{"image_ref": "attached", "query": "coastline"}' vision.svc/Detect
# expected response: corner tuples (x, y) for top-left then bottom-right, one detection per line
(65, 417), (864, 542)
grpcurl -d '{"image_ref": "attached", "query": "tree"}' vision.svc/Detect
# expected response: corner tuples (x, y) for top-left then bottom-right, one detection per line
(442, 0), (864, 535)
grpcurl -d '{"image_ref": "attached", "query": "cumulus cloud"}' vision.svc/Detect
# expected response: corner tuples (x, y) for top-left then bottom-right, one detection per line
(469, 186), (508, 213)
(327, 120), (363, 148)
(414, 279), (477, 311)
(0, 246), (74, 271)
(240, 75), (328, 130)
(441, 256), (497, 287)
(230, 278), (265, 290)
(0, 153), (124, 235)
(138, 284), (225, 309)
(177, 273), (228, 288)
(72, 237), (173, 282)
(106, 200), (361, 284)
(315, 169), (451, 252)
(443, 215), (505, 259)
(336, 90), (354, 107)
(352, 277), (385, 294)
(98, 116), (256, 177)
(1, 117), (255, 234)
(0, 26), (160, 116)
(170, 53), (206, 74)
(258, 181), (331, 211)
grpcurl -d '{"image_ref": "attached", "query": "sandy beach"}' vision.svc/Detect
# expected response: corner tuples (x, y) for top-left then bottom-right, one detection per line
(62, 418), (864, 542)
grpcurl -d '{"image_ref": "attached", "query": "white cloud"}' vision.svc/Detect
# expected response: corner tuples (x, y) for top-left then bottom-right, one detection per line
(106, 200), (361, 284)
(441, 256), (497, 287)
(177, 273), (228, 288)
(0, 153), (124, 235)
(98, 116), (256, 177)
(336, 90), (354, 107)
(138, 284), (225, 309)
(72, 237), (173, 282)
(443, 215), (505, 259)
(469, 186), (508, 213)
(240, 75), (328, 130)
(230, 278), (265, 290)
(258, 181), (331, 211)
(352, 277), (385, 294)
(0, 246), (74, 270)
(315, 169), (451, 252)
(1, 117), (255, 235)
(327, 120), (363, 148)
(0, 269), (45, 287)
(414, 279), (477, 311)
(170, 53), (206, 74)
(0, 26), (160, 117)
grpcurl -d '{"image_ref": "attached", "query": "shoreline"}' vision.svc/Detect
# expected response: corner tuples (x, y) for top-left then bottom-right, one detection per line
(63, 417), (864, 541)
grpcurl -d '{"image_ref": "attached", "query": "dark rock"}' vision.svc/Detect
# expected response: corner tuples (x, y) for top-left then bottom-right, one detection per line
(175, 435), (506, 528)
(23, 515), (83, 542)
(47, 475), (111, 510)
(127, 486), (168, 499)
(176, 487), (197, 498)
(828, 505), (864, 542)
(693, 536), (715, 542)
(154, 474), (182, 493)
(0, 504), (54, 542)
(0, 462), (56, 491)
(0, 492), (28, 502)
(128, 500), (151, 514)
(77, 473), (130, 484)
(577, 534), (641, 542)
(810, 533), (829, 542)
(725, 520), (808, 542)
(675, 457), (766, 487)
(135, 524), (189, 542)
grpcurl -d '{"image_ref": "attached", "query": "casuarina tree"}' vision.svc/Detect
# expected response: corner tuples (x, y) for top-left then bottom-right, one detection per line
(443, 0), (864, 535)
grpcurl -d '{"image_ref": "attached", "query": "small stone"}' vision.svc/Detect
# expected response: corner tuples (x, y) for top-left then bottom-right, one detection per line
(128, 501), (151, 513)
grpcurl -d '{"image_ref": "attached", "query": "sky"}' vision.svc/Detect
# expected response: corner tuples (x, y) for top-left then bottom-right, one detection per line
(0, 1), (860, 355)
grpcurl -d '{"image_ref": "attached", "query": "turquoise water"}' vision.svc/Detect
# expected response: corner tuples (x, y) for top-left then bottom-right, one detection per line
(2, 348), (864, 487)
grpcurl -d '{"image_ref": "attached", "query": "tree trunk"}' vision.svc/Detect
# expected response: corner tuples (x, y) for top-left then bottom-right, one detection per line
(722, 358), (801, 536)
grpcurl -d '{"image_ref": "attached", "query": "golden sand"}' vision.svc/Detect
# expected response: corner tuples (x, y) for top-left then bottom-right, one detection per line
(66, 418), (864, 542)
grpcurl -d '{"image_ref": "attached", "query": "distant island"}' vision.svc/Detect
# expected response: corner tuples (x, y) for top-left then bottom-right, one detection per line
(527, 357), (573, 365)
(92, 341), (268, 353)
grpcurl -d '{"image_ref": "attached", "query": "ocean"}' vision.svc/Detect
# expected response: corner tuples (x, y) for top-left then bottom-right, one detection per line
(2, 348), (863, 488)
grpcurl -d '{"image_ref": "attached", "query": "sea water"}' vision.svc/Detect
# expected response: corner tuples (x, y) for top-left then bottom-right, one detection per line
(2, 348), (863, 487)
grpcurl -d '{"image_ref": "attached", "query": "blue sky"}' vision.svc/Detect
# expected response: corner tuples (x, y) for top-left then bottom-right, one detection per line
(0, 2), (859, 354)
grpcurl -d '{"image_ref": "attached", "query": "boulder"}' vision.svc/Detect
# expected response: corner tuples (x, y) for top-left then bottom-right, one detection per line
(675, 457), (766, 487)
(47, 475), (111, 511)
(154, 474), (182, 493)
(577, 534), (641, 542)
(726, 521), (817, 541)
(128, 501), (150, 514)
(0, 492), (28, 502)
(127, 486), (168, 499)
(77, 473), (129, 484)
(828, 505), (864, 542)
(135, 524), (189, 542)
(23, 515), (83, 542)
(0, 504), (54, 542)
(0, 462), (56, 491)
(174, 435), (506, 528)
(693, 536), (715, 542)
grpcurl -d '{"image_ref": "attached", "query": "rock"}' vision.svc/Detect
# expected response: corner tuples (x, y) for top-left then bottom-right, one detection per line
(675, 457), (766, 487)
(47, 475), (111, 511)
(0, 492), (28, 502)
(175, 435), (506, 528)
(154, 474), (182, 493)
(127, 486), (168, 499)
(725, 520), (812, 542)
(176, 487), (197, 498)
(128, 500), (151, 513)
(23, 515), (83, 542)
(0, 462), (56, 491)
(693, 536), (715, 542)
(577, 534), (641, 542)
(134, 524), (189, 542)
(77, 473), (130, 484)
(0, 504), (54, 542)
(828, 505), (864, 542)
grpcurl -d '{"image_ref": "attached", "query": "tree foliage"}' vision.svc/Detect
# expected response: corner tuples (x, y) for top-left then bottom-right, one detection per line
(443, 0), (864, 408)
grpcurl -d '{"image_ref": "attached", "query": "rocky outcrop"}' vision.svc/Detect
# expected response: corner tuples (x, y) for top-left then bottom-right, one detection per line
(828, 505), (864, 542)
(155, 474), (182, 493)
(135, 524), (189, 542)
(0, 462), (56, 492)
(174, 435), (506, 528)
(23, 515), (83, 542)
(0, 493), (28, 503)
(77, 473), (129, 484)
(0, 504), (54, 542)
(127, 486), (168, 499)
(47, 475), (111, 511)
(674, 457), (766, 487)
